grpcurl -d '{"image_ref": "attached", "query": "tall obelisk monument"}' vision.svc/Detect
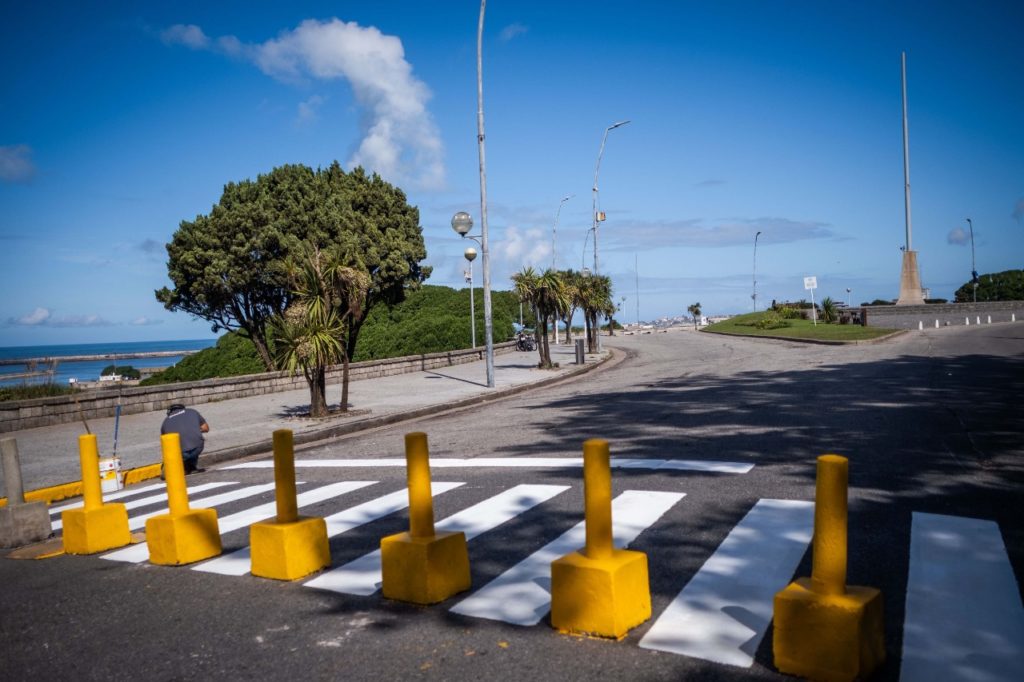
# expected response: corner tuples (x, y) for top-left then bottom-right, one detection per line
(897, 51), (925, 305)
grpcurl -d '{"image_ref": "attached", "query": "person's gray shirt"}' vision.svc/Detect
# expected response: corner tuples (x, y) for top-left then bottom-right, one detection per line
(161, 408), (207, 451)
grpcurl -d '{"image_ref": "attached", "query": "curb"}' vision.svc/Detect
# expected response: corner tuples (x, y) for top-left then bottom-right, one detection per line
(701, 329), (908, 345)
(5, 349), (614, 505)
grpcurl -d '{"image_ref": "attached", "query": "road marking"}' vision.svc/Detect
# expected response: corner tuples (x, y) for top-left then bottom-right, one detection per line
(638, 499), (814, 667)
(222, 457), (753, 474)
(197, 482), (465, 577)
(449, 490), (685, 626)
(306, 484), (570, 595)
(191, 481), (378, 576)
(50, 482), (236, 531)
(900, 512), (1024, 681)
(101, 483), (280, 563)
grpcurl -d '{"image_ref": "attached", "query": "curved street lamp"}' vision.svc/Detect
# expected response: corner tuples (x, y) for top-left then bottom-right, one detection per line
(752, 231), (762, 311)
(966, 218), (978, 303)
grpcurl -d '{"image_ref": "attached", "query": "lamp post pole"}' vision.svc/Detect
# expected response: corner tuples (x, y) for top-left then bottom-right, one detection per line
(465, 247), (477, 348)
(552, 194), (572, 345)
(967, 218), (977, 303)
(752, 231), (762, 311)
(592, 119), (630, 347)
(475, 0), (494, 387)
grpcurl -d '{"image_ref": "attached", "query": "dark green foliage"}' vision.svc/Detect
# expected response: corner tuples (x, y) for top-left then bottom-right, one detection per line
(101, 365), (141, 379)
(820, 297), (838, 323)
(140, 332), (265, 385)
(924, 298), (948, 304)
(0, 383), (80, 402)
(866, 299), (896, 306)
(354, 285), (525, 360)
(775, 306), (807, 320)
(954, 269), (1024, 302)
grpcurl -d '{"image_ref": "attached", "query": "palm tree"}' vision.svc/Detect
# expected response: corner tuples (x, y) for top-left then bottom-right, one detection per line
(687, 302), (702, 330)
(820, 296), (838, 324)
(512, 268), (569, 368)
(272, 246), (370, 417)
(579, 273), (613, 353)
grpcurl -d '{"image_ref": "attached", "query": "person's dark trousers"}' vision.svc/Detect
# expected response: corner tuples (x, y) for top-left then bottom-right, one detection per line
(183, 445), (204, 473)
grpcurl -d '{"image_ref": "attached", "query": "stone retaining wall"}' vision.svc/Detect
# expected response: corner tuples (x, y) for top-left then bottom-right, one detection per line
(862, 300), (1024, 330)
(1, 343), (516, 433)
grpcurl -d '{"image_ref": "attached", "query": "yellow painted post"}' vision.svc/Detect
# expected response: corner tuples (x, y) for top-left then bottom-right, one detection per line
(583, 439), (613, 560)
(146, 432), (221, 565)
(811, 454), (848, 596)
(273, 430), (298, 524)
(249, 428), (330, 580)
(380, 431), (470, 603)
(160, 433), (190, 516)
(550, 438), (651, 638)
(405, 432), (435, 538)
(79, 434), (103, 511)
(773, 454), (885, 680)
(62, 434), (131, 554)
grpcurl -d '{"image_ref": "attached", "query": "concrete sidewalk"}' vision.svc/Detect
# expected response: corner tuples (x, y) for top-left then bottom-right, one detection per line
(1, 344), (607, 494)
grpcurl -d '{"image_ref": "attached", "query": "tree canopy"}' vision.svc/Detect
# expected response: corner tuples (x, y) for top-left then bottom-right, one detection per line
(156, 163), (429, 370)
(953, 269), (1024, 302)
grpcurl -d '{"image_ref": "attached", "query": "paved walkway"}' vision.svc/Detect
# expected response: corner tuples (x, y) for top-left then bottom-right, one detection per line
(1, 344), (607, 493)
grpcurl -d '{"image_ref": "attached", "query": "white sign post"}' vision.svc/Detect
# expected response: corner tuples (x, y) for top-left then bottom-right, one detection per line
(804, 276), (818, 326)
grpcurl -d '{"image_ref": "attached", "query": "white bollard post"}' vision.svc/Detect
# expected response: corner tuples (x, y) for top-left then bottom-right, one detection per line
(1014, 313), (1017, 322)
(987, 315), (991, 324)
(935, 319), (939, 328)
(918, 321), (923, 331)
(976, 316), (981, 325)
(966, 317), (970, 325)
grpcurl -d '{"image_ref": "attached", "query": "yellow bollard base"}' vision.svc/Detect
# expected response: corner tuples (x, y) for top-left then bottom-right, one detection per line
(145, 508), (222, 565)
(550, 548), (651, 639)
(250, 516), (330, 581)
(773, 577), (886, 682)
(381, 530), (470, 604)
(61, 503), (131, 555)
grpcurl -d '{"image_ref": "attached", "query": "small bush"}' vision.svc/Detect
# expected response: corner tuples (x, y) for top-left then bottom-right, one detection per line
(0, 383), (80, 402)
(754, 311), (788, 330)
(777, 306), (806, 320)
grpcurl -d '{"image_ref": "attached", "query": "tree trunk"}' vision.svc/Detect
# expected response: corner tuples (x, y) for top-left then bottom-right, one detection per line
(340, 351), (350, 413)
(246, 329), (276, 371)
(540, 314), (551, 368)
(307, 365), (328, 418)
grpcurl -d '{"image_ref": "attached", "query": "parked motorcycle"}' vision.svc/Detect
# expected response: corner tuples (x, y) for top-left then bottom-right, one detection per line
(516, 332), (537, 352)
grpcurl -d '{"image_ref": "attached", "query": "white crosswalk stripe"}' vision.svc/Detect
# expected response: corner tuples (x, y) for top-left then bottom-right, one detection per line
(51, 482), (236, 531)
(305, 483), (570, 595)
(196, 482), (466, 577)
(48, 482), (167, 513)
(101, 482), (279, 563)
(900, 512), (1024, 681)
(449, 490), (685, 626)
(639, 499), (814, 666)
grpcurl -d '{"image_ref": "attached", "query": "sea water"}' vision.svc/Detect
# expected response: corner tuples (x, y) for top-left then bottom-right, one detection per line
(0, 339), (217, 387)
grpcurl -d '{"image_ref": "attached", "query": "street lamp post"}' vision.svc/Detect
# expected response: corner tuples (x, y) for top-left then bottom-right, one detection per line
(752, 231), (762, 311)
(552, 194), (572, 345)
(465, 247), (477, 348)
(592, 119), (630, 347)
(967, 218), (978, 303)
(846, 287), (852, 308)
(452, 212), (492, 386)
(470, 0), (494, 387)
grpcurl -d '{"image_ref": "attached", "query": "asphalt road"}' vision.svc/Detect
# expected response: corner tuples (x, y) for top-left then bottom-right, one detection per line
(3, 324), (1021, 681)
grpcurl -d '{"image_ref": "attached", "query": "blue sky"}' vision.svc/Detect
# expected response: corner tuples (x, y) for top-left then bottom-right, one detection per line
(2, 1), (1022, 346)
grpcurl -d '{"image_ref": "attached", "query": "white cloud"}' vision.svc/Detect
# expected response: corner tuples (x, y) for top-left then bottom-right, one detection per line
(131, 317), (164, 326)
(0, 144), (36, 183)
(493, 225), (552, 271)
(296, 94), (326, 125)
(160, 24), (210, 50)
(602, 216), (836, 252)
(13, 307), (51, 325)
(500, 23), (529, 42)
(947, 226), (969, 245)
(6, 307), (113, 327)
(163, 18), (444, 189)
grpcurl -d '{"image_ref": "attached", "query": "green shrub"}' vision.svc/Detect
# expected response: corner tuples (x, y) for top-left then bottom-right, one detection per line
(0, 383), (80, 402)
(140, 332), (265, 385)
(777, 306), (806, 320)
(754, 311), (788, 330)
(101, 364), (141, 379)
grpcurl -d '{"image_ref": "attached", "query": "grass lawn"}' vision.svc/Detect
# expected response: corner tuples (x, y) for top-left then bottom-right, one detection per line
(704, 312), (899, 342)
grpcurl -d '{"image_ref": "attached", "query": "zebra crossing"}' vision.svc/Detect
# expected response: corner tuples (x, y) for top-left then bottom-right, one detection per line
(45, 467), (1024, 679)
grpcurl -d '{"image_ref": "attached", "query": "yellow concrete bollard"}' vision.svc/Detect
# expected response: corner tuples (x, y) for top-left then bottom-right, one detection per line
(550, 439), (651, 639)
(145, 433), (221, 565)
(773, 454), (885, 681)
(250, 430), (330, 580)
(380, 432), (470, 604)
(62, 434), (131, 554)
